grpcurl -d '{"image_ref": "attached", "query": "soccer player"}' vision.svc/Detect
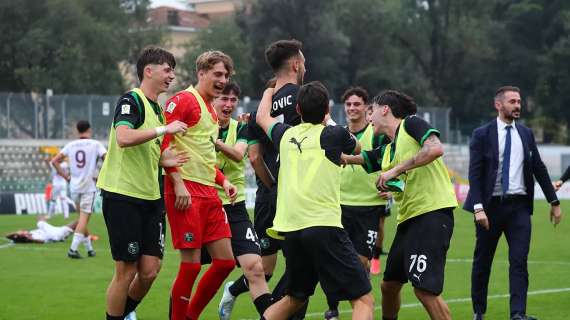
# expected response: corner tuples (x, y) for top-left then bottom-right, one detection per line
(162, 50), (238, 320)
(6, 218), (78, 244)
(257, 82), (374, 320)
(51, 120), (106, 259)
(357, 90), (457, 320)
(324, 87), (390, 320)
(97, 47), (188, 320)
(206, 82), (274, 319)
(225, 39), (306, 306)
(47, 160), (71, 219)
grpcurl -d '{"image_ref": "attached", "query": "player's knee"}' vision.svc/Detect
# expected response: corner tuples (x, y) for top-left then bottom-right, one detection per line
(139, 267), (160, 283)
(381, 281), (401, 296)
(115, 264), (137, 283)
(353, 291), (374, 309)
(413, 287), (437, 303)
(243, 259), (265, 282)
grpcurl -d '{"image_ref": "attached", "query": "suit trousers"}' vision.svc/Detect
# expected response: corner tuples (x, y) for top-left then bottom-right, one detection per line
(471, 195), (531, 316)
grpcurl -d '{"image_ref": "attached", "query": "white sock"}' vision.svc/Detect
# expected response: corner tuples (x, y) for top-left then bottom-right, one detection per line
(83, 235), (93, 251)
(70, 233), (84, 251)
(62, 198), (69, 219)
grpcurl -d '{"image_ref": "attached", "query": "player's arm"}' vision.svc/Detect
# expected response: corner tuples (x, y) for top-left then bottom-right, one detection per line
(50, 152), (70, 181)
(248, 143), (275, 188)
(255, 88), (277, 136)
(113, 96), (187, 148)
(116, 122), (187, 148)
(215, 167), (238, 204)
(215, 140), (247, 162)
(377, 133), (443, 189)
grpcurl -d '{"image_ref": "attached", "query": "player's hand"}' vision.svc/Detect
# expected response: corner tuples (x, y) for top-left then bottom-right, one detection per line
(340, 153), (349, 167)
(237, 113), (251, 123)
(553, 180), (563, 192)
(174, 181), (191, 210)
(377, 168), (399, 191)
(214, 139), (223, 152)
(378, 191), (392, 200)
(160, 145), (190, 168)
(223, 180), (238, 205)
(474, 210), (490, 230)
(166, 120), (188, 135)
(550, 204), (562, 226)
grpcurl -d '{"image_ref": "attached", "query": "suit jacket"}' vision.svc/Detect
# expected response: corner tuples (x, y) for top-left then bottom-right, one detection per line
(463, 119), (558, 213)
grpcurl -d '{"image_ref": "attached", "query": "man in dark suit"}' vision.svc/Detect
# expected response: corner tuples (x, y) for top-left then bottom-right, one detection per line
(464, 86), (562, 320)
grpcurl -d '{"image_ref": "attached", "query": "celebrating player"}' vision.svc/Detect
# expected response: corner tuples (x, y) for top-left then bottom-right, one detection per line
(97, 47), (188, 320)
(163, 50), (238, 320)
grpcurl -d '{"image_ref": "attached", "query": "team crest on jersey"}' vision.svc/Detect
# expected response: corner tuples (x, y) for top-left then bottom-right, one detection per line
(166, 102), (177, 113)
(127, 242), (139, 255)
(184, 232), (194, 242)
(121, 104), (131, 115)
(259, 237), (270, 249)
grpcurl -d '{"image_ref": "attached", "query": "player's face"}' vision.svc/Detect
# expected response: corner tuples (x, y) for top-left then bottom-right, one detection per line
(149, 63), (175, 93)
(199, 62), (230, 99)
(370, 103), (389, 135)
(344, 95), (367, 123)
(495, 91), (522, 121)
(214, 92), (238, 123)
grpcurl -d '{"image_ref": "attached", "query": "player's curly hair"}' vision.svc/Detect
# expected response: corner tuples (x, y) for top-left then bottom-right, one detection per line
(372, 90), (417, 119)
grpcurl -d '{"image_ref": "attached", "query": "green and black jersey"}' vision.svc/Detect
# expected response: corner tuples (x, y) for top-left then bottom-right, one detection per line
(361, 115), (457, 224)
(112, 91), (163, 129)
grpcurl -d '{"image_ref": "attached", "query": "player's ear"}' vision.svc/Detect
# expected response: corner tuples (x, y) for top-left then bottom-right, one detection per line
(144, 65), (153, 80)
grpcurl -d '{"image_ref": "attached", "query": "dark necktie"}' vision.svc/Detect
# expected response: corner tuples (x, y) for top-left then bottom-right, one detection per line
(502, 125), (512, 195)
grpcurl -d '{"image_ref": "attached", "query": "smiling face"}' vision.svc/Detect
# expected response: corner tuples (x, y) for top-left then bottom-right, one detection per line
(344, 94), (367, 124)
(214, 91), (238, 124)
(369, 103), (390, 135)
(147, 62), (175, 94)
(198, 62), (230, 100)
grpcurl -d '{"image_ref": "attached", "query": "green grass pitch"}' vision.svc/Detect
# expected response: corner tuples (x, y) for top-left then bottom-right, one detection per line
(1, 201), (569, 319)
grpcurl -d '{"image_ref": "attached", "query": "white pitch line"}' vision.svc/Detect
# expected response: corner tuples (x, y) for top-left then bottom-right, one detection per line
(238, 287), (570, 320)
(0, 240), (14, 249)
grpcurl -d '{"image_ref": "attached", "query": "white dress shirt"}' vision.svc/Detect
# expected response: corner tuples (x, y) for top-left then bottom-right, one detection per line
(492, 118), (526, 196)
(474, 118), (526, 211)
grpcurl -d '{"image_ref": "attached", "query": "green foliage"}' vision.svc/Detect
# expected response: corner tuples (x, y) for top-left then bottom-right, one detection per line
(0, 0), (163, 95)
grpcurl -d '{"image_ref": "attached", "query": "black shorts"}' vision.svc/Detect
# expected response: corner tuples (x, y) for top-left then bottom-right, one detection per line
(201, 201), (261, 265)
(341, 205), (383, 259)
(102, 191), (166, 262)
(254, 191), (281, 256)
(383, 208), (454, 295)
(380, 204), (391, 217)
(283, 226), (371, 302)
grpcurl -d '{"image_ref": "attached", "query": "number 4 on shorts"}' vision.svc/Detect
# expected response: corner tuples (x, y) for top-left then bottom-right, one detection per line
(409, 254), (427, 273)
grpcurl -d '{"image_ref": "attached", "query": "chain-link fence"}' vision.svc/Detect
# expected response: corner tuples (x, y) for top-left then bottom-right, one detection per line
(0, 91), (455, 142)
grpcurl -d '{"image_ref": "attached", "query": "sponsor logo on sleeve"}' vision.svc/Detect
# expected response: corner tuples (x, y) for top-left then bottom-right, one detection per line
(166, 102), (177, 113)
(121, 104), (131, 115)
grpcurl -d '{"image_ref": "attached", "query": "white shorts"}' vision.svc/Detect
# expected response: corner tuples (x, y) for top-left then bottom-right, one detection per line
(71, 192), (96, 214)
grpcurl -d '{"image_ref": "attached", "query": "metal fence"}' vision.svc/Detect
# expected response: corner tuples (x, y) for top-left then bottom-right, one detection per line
(0, 91), (455, 142)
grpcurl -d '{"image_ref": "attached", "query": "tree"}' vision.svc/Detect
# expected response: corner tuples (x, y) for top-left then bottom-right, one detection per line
(177, 18), (253, 95)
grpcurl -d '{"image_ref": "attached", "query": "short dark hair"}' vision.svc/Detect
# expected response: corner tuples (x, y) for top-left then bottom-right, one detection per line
(297, 81), (329, 124)
(495, 86), (520, 99)
(341, 86), (369, 104)
(265, 39), (303, 72)
(136, 47), (176, 82)
(76, 120), (91, 133)
(372, 90), (417, 119)
(222, 81), (241, 96)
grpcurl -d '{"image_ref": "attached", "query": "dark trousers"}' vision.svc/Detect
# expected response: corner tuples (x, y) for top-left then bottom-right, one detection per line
(471, 196), (531, 317)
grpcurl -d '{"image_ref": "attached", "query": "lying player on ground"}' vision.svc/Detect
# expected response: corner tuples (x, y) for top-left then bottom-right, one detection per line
(6, 218), (78, 244)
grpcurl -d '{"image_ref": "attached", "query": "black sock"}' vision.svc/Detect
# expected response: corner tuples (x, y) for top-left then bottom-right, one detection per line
(326, 296), (339, 311)
(106, 313), (124, 320)
(122, 296), (141, 316)
(229, 274), (249, 296)
(254, 293), (274, 315)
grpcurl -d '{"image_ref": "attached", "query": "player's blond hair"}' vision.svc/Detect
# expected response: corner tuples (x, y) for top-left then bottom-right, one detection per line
(195, 51), (235, 75)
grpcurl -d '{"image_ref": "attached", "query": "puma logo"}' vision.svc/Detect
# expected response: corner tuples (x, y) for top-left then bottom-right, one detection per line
(412, 273), (422, 282)
(289, 137), (308, 153)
